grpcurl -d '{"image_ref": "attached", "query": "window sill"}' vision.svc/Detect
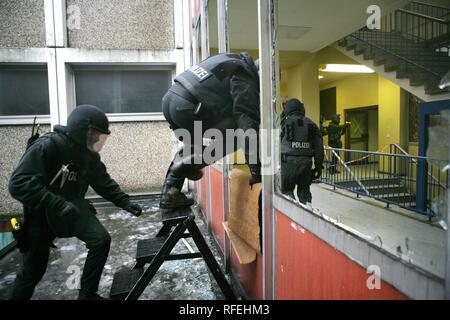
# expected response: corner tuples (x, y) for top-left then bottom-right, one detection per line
(106, 113), (166, 122)
(0, 115), (51, 126)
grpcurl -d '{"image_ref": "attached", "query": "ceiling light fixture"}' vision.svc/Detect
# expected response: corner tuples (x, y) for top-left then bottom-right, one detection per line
(320, 64), (374, 73)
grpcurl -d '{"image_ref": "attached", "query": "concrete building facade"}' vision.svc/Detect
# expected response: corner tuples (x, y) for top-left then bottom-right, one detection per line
(0, 0), (191, 214)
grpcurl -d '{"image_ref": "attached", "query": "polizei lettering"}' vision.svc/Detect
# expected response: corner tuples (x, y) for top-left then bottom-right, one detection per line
(189, 65), (212, 82)
(291, 141), (310, 149)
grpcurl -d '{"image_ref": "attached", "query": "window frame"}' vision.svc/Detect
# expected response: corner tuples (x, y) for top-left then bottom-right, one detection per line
(0, 62), (51, 125)
(71, 64), (175, 121)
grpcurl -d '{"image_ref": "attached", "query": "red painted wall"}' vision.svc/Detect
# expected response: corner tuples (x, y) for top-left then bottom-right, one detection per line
(275, 211), (407, 300)
(210, 168), (225, 251)
(200, 168), (209, 219)
(231, 248), (263, 300)
(195, 172), (408, 300)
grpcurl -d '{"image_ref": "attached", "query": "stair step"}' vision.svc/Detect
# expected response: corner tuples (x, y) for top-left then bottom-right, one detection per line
(136, 237), (167, 264)
(382, 194), (416, 203)
(425, 81), (449, 95)
(161, 207), (194, 226)
(336, 178), (401, 189)
(364, 186), (408, 196)
(110, 268), (143, 300)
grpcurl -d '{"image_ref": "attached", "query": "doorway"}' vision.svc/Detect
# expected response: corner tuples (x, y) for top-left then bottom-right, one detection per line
(345, 106), (378, 155)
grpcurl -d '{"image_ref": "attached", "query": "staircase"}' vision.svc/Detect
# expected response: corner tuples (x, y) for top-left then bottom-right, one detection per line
(338, 31), (448, 96)
(335, 176), (416, 208)
(322, 146), (448, 218)
(336, 1), (450, 99)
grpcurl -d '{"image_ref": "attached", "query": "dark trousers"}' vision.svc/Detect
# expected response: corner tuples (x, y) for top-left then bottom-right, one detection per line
(162, 91), (238, 190)
(10, 212), (111, 300)
(281, 156), (313, 204)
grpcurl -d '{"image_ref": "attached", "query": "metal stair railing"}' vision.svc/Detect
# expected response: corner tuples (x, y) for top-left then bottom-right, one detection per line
(394, 9), (450, 50)
(346, 31), (443, 80)
(321, 147), (449, 217)
(329, 148), (371, 196)
(405, 1), (450, 20)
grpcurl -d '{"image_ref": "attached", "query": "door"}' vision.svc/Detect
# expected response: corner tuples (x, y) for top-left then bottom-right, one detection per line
(345, 106), (378, 162)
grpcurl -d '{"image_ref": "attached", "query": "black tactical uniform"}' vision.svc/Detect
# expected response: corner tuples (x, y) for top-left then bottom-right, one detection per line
(8, 105), (142, 300)
(321, 114), (349, 174)
(160, 52), (261, 209)
(280, 99), (324, 204)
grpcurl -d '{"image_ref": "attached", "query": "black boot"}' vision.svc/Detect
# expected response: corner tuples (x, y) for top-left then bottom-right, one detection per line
(160, 185), (194, 210)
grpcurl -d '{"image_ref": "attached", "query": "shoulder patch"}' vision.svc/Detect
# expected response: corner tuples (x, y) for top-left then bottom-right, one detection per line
(188, 65), (212, 82)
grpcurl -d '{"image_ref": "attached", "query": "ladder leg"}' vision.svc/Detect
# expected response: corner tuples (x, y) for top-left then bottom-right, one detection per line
(156, 224), (172, 237)
(126, 222), (187, 300)
(186, 218), (236, 300)
(132, 262), (145, 270)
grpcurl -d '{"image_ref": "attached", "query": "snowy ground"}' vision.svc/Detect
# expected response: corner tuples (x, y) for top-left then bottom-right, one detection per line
(0, 195), (225, 300)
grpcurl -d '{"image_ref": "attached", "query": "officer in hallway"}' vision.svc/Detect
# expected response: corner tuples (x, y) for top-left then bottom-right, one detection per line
(8, 105), (143, 300)
(160, 52), (261, 210)
(321, 114), (350, 174)
(280, 99), (324, 206)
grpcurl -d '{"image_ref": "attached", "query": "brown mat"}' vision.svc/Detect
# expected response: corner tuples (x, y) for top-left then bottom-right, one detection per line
(223, 222), (257, 264)
(224, 168), (261, 264)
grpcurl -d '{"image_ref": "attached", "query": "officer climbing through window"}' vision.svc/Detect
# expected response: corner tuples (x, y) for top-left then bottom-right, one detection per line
(160, 52), (261, 210)
(280, 99), (324, 206)
(8, 105), (143, 300)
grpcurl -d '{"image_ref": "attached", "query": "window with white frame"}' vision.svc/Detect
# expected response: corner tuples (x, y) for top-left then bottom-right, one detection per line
(73, 65), (173, 114)
(0, 64), (50, 116)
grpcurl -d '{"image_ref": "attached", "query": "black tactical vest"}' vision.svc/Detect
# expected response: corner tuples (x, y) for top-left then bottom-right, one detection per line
(281, 112), (314, 156)
(37, 131), (92, 201)
(174, 53), (257, 117)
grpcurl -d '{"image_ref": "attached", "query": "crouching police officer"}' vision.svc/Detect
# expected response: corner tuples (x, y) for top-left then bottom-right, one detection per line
(280, 99), (324, 205)
(8, 105), (142, 300)
(160, 52), (261, 210)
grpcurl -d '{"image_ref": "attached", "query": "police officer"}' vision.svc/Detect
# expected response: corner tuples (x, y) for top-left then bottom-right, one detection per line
(280, 99), (324, 205)
(8, 105), (142, 300)
(160, 52), (261, 210)
(321, 114), (350, 174)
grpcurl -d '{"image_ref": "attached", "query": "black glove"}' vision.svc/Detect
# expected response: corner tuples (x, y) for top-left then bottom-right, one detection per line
(248, 164), (262, 187)
(59, 201), (81, 222)
(311, 166), (323, 180)
(45, 198), (80, 238)
(249, 174), (262, 187)
(123, 202), (143, 217)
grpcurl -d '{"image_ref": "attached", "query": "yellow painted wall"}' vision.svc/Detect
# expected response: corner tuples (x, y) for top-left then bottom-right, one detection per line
(319, 74), (378, 148)
(285, 53), (320, 123)
(378, 76), (402, 151)
(320, 73), (379, 112)
(317, 74), (405, 151)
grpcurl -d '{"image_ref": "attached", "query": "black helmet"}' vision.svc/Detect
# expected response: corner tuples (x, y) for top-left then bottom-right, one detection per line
(284, 98), (305, 116)
(66, 105), (110, 145)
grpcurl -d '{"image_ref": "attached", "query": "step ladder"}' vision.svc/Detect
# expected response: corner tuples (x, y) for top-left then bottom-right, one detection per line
(109, 207), (236, 300)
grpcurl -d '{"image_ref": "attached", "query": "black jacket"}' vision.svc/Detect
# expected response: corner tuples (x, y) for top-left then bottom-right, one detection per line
(281, 111), (324, 167)
(175, 53), (261, 169)
(175, 53), (260, 133)
(9, 125), (130, 239)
